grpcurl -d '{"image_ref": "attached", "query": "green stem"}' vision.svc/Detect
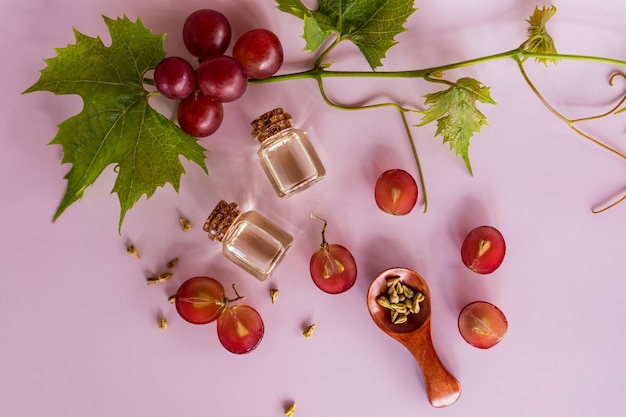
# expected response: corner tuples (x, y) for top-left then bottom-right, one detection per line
(313, 77), (428, 211)
(141, 50), (626, 88)
(514, 56), (626, 161)
(314, 35), (342, 68)
(249, 48), (626, 85)
(399, 110), (428, 213)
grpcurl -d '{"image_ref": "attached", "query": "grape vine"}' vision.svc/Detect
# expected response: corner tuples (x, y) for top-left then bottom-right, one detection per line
(251, 4), (626, 213)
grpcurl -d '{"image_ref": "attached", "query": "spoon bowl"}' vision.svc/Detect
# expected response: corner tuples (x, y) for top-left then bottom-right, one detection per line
(367, 267), (461, 408)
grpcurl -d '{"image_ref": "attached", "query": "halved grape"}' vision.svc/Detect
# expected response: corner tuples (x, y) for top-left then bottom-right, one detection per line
(374, 169), (418, 215)
(153, 57), (195, 100)
(217, 304), (264, 354)
(196, 55), (247, 103)
(182, 9), (231, 58)
(461, 226), (506, 274)
(310, 244), (357, 294)
(175, 276), (225, 324)
(177, 92), (224, 137)
(233, 29), (284, 79)
(458, 301), (508, 349)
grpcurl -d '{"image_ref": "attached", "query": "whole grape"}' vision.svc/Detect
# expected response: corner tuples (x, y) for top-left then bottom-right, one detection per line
(183, 9), (231, 58)
(177, 92), (224, 138)
(153, 57), (195, 100)
(196, 55), (247, 102)
(233, 29), (284, 79)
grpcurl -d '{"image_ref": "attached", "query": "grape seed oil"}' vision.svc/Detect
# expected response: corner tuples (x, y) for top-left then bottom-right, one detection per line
(203, 200), (293, 282)
(251, 108), (326, 198)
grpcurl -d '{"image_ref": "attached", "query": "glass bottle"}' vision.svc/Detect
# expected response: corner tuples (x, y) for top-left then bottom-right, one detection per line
(203, 200), (294, 282)
(251, 108), (326, 198)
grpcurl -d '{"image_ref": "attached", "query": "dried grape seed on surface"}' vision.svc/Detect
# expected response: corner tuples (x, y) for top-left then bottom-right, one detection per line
(157, 272), (172, 283)
(302, 323), (316, 338)
(166, 257), (179, 269)
(179, 216), (192, 232)
(127, 245), (140, 259)
(158, 315), (168, 330)
(270, 288), (279, 304)
(284, 402), (296, 417)
(146, 272), (173, 285)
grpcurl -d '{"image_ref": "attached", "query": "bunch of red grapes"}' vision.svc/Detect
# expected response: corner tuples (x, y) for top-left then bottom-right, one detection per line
(153, 9), (284, 137)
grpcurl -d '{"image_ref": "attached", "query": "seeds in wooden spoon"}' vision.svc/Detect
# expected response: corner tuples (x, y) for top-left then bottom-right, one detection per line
(376, 275), (425, 324)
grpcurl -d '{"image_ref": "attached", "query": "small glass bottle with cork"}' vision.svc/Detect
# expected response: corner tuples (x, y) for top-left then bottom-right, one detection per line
(203, 200), (294, 282)
(251, 108), (326, 198)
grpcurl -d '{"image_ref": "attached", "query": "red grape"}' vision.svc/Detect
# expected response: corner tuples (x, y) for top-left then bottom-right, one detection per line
(309, 214), (357, 294)
(374, 169), (418, 215)
(175, 276), (225, 324)
(196, 55), (247, 103)
(461, 226), (506, 274)
(182, 9), (231, 58)
(310, 244), (357, 294)
(153, 57), (195, 100)
(458, 301), (508, 349)
(217, 304), (264, 354)
(177, 91), (224, 137)
(233, 29), (284, 79)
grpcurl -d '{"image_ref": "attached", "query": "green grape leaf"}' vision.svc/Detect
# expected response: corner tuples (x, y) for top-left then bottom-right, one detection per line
(521, 5), (558, 65)
(417, 78), (497, 175)
(23, 16), (208, 231)
(276, 0), (416, 69)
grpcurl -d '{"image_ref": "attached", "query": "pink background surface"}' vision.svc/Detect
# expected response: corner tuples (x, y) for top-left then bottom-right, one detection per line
(2, 0), (626, 416)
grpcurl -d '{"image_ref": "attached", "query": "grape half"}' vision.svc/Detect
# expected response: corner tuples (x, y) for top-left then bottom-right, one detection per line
(310, 244), (357, 294)
(233, 29), (284, 79)
(153, 57), (195, 100)
(175, 276), (225, 324)
(458, 301), (508, 349)
(182, 9), (231, 58)
(196, 55), (247, 103)
(177, 92), (224, 137)
(374, 169), (418, 215)
(217, 304), (264, 354)
(461, 226), (506, 274)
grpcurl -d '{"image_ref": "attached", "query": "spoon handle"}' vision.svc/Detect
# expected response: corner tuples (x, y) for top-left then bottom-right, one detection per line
(407, 328), (461, 407)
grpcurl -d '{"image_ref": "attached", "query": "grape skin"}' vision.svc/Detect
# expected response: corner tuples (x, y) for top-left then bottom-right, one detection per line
(233, 28), (284, 79)
(182, 9), (231, 58)
(177, 92), (224, 138)
(374, 169), (418, 215)
(310, 244), (357, 294)
(461, 226), (506, 274)
(153, 57), (195, 100)
(175, 276), (225, 325)
(458, 301), (508, 349)
(217, 304), (264, 354)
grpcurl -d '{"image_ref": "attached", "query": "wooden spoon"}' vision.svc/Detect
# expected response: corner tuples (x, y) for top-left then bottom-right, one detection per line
(367, 267), (461, 408)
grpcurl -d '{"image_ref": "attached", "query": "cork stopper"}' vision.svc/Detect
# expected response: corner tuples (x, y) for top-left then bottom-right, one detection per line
(251, 108), (292, 143)
(203, 200), (241, 242)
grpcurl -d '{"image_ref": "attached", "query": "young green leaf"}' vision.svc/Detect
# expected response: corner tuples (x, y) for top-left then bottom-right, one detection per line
(23, 16), (208, 231)
(417, 78), (496, 175)
(521, 5), (558, 65)
(276, 0), (416, 69)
